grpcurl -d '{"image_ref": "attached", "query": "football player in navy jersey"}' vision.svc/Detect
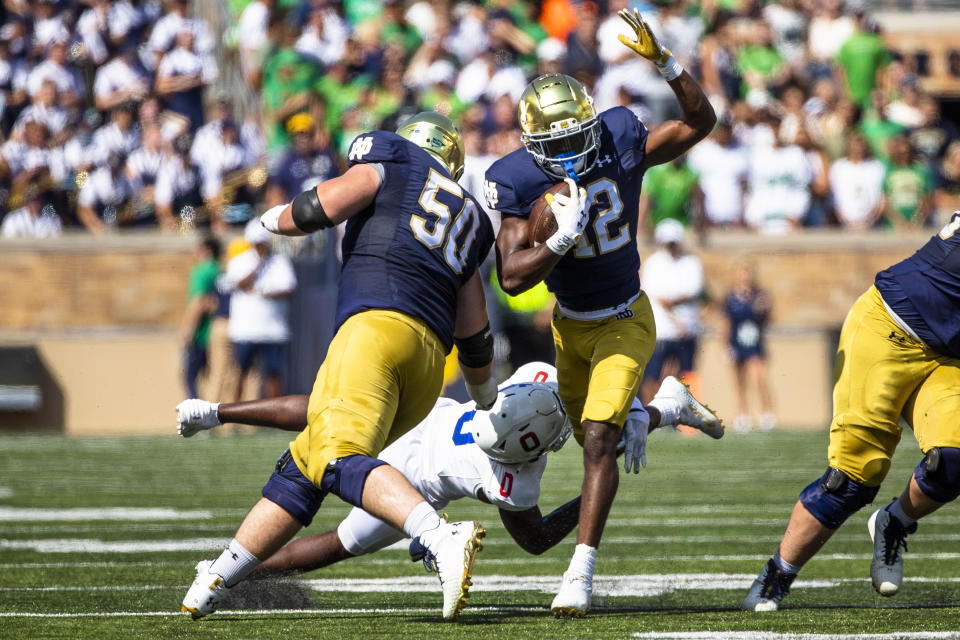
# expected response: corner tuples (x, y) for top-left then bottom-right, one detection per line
(182, 113), (497, 622)
(743, 211), (960, 611)
(483, 10), (717, 616)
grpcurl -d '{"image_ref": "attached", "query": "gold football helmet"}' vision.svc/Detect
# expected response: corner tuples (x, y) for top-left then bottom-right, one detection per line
(396, 111), (465, 180)
(518, 74), (600, 180)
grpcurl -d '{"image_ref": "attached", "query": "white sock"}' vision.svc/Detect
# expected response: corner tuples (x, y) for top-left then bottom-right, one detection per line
(566, 544), (597, 579)
(649, 397), (680, 427)
(403, 501), (442, 539)
(209, 538), (261, 587)
(887, 499), (917, 526)
(772, 550), (801, 576)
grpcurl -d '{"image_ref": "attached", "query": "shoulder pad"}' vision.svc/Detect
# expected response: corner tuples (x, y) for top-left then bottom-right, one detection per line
(346, 131), (411, 167)
(484, 150), (552, 219)
(599, 106), (648, 172)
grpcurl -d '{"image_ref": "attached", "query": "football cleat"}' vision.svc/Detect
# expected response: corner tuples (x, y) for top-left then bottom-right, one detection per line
(655, 376), (724, 439)
(551, 570), (592, 617)
(419, 520), (485, 621)
(741, 558), (795, 611)
(867, 503), (917, 596)
(176, 399), (220, 438)
(181, 560), (231, 619)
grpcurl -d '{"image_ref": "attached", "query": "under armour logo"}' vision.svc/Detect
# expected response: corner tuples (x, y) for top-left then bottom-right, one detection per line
(616, 309), (634, 320)
(595, 155), (613, 167)
(889, 331), (906, 344)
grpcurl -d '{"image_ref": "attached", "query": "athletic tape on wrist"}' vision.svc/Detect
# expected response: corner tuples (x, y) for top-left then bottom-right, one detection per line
(657, 55), (683, 82)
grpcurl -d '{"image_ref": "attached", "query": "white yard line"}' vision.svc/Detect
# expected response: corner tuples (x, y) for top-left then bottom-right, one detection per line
(0, 538), (228, 553)
(632, 634), (960, 640)
(0, 508), (211, 522)
(8, 574), (960, 595)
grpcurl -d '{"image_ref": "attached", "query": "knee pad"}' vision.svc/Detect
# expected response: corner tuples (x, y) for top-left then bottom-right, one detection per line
(798, 467), (880, 529)
(914, 447), (960, 503)
(320, 454), (388, 509)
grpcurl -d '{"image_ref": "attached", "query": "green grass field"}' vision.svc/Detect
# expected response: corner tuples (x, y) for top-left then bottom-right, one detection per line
(2, 428), (959, 639)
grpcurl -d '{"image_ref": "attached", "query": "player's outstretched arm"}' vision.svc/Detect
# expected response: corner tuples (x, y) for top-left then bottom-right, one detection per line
(260, 163), (381, 236)
(177, 395), (309, 437)
(616, 9), (716, 169)
(499, 497), (582, 555)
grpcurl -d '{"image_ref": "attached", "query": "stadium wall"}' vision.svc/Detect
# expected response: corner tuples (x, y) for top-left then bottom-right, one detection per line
(0, 231), (930, 434)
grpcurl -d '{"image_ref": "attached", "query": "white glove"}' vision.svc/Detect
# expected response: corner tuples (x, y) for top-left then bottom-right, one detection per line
(176, 399), (221, 438)
(466, 377), (499, 411)
(260, 204), (286, 234)
(545, 177), (589, 255)
(622, 407), (650, 473)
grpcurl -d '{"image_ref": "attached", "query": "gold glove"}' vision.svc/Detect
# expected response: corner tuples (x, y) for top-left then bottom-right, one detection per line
(617, 8), (672, 65)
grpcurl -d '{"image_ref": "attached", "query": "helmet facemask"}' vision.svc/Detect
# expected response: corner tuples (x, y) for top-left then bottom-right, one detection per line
(522, 115), (600, 181)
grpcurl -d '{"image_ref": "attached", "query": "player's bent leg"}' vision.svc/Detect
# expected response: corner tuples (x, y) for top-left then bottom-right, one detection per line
(359, 463), (485, 622)
(649, 376), (724, 438)
(743, 468), (880, 612)
(868, 448), (958, 596)
(253, 530), (355, 577)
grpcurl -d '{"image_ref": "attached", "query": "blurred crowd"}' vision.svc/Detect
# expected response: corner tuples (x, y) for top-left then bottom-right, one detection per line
(1, 0), (959, 239)
(0, 0), (960, 236)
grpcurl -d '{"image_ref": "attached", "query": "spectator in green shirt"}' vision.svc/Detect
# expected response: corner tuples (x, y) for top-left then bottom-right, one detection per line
(883, 133), (934, 228)
(380, 0), (421, 58)
(639, 158), (701, 238)
(260, 23), (323, 152)
(180, 237), (222, 398)
(858, 91), (906, 163)
(736, 21), (787, 98)
(835, 10), (890, 108)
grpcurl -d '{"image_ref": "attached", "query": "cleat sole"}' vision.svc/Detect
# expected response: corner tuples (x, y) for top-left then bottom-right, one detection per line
(181, 605), (202, 620)
(552, 606), (588, 618)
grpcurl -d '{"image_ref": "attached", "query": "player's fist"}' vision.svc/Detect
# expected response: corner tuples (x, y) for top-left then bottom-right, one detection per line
(544, 178), (588, 255)
(617, 9), (671, 65)
(176, 399), (221, 438)
(260, 204), (286, 234)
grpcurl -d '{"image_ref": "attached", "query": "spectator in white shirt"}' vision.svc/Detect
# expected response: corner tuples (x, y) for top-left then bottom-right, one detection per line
(155, 133), (204, 230)
(76, 0), (144, 66)
(640, 219), (705, 403)
(155, 28), (217, 131)
(294, 4), (349, 69)
(1, 184), (62, 238)
(830, 132), (886, 230)
(26, 36), (83, 108)
(90, 102), (141, 166)
(1, 121), (67, 188)
(686, 118), (748, 228)
(77, 152), (134, 234)
(222, 220), (297, 400)
(236, 0), (273, 85)
(745, 119), (813, 234)
(125, 122), (167, 222)
(148, 0), (214, 67)
(200, 120), (255, 226)
(12, 78), (68, 142)
(93, 44), (151, 112)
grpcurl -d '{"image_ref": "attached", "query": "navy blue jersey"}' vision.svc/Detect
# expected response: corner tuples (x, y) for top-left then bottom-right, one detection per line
(336, 131), (494, 351)
(723, 289), (770, 362)
(875, 211), (960, 358)
(484, 107), (648, 311)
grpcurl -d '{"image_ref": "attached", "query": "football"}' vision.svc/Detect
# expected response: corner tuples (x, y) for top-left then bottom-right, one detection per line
(527, 182), (569, 246)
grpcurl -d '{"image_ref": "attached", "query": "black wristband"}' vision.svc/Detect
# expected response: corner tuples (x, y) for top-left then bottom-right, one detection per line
(291, 188), (333, 233)
(455, 323), (493, 368)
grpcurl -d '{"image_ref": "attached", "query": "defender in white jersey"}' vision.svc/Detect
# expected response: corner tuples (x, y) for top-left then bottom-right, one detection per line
(177, 362), (720, 587)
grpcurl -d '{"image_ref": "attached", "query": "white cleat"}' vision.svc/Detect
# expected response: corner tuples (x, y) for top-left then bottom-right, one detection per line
(655, 376), (724, 439)
(868, 504), (916, 596)
(181, 560), (231, 619)
(551, 570), (592, 618)
(176, 399), (221, 438)
(419, 520), (485, 621)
